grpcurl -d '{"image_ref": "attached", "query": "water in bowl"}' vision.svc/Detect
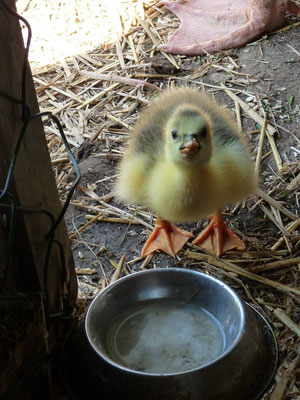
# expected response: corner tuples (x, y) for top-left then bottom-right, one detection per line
(106, 300), (225, 374)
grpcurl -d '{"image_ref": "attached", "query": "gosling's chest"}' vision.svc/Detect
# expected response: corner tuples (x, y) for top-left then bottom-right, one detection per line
(147, 164), (218, 221)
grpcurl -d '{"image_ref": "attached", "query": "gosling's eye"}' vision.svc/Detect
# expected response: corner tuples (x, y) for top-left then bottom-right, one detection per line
(201, 127), (207, 138)
(171, 130), (178, 139)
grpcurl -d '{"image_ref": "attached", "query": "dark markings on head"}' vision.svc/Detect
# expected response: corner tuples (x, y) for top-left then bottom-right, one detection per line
(179, 109), (202, 120)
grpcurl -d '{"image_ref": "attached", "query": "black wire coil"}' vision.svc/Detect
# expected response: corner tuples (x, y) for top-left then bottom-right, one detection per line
(0, 0), (81, 307)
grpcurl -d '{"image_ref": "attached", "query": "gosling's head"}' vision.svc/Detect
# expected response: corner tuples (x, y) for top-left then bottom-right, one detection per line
(165, 105), (213, 167)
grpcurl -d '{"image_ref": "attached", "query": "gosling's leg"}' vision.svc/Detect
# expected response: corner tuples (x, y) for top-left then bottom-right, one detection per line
(142, 217), (193, 258)
(192, 210), (245, 257)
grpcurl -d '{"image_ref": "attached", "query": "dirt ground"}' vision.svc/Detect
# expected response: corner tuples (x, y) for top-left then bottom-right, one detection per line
(64, 22), (300, 399)
(66, 25), (300, 279)
(17, 0), (300, 398)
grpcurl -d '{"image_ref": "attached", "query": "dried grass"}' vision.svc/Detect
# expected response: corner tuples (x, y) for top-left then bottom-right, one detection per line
(17, 1), (300, 398)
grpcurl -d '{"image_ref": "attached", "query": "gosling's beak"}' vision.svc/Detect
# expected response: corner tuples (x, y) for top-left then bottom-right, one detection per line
(180, 134), (200, 155)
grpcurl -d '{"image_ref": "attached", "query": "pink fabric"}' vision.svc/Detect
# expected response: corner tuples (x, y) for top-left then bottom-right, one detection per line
(158, 0), (300, 55)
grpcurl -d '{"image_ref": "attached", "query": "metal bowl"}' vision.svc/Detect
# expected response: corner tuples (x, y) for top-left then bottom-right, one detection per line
(61, 268), (277, 400)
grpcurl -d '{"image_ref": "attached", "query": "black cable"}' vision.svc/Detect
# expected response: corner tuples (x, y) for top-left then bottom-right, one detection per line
(0, 0), (32, 119)
(0, 97), (31, 201)
(0, 199), (56, 291)
(0, 193), (17, 291)
(0, 1), (80, 304)
(33, 111), (81, 237)
(0, 94), (81, 233)
(33, 112), (80, 312)
(0, 4), (81, 396)
(0, 202), (55, 224)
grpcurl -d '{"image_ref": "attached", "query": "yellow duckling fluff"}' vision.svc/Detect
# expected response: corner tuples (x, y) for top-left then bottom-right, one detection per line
(115, 87), (257, 257)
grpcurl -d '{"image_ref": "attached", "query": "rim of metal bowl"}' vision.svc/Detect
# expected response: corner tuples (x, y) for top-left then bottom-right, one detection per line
(85, 268), (246, 377)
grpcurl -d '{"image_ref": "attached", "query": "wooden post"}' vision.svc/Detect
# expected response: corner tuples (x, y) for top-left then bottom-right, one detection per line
(0, 1), (78, 398)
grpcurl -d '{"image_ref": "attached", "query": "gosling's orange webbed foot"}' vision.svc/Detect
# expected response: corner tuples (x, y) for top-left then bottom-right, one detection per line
(142, 217), (193, 258)
(192, 210), (245, 257)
